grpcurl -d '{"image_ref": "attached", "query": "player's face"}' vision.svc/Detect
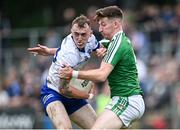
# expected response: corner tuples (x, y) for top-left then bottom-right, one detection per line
(98, 17), (115, 40)
(71, 23), (92, 49)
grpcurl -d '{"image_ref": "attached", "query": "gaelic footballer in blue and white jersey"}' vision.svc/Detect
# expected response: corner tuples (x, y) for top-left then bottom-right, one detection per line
(46, 33), (100, 92)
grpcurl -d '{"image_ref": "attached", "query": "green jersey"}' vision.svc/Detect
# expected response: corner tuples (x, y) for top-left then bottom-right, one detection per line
(103, 31), (143, 97)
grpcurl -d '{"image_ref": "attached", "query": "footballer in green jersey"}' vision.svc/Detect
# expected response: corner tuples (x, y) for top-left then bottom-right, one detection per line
(103, 31), (143, 97)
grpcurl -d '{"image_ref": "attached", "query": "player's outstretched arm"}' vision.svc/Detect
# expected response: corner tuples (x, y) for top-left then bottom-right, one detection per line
(27, 44), (57, 56)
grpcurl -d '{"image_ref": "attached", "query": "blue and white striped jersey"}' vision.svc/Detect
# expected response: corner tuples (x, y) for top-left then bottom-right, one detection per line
(46, 33), (99, 92)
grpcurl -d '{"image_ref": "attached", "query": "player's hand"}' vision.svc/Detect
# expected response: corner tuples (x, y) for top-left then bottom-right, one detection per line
(59, 64), (73, 80)
(88, 83), (96, 100)
(96, 47), (107, 58)
(89, 83), (96, 96)
(27, 44), (51, 56)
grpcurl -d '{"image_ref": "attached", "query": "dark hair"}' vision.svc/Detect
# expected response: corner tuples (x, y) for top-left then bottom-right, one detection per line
(94, 6), (123, 21)
(72, 15), (91, 28)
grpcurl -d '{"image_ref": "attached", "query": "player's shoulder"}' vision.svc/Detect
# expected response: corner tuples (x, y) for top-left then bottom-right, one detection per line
(62, 34), (73, 45)
(61, 34), (76, 50)
(88, 34), (97, 42)
(87, 34), (99, 47)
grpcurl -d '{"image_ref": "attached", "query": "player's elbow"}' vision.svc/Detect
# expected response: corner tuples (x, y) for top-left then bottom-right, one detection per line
(97, 76), (107, 82)
(94, 64), (111, 82)
(62, 89), (70, 95)
(60, 87), (71, 97)
(96, 72), (107, 82)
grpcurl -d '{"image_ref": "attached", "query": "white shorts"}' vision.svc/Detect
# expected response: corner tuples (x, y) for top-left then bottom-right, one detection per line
(105, 95), (145, 127)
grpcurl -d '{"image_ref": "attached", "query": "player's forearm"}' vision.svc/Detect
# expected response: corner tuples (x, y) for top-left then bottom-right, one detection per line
(60, 85), (89, 99)
(49, 48), (58, 55)
(75, 62), (112, 82)
(77, 69), (106, 82)
(59, 62), (112, 82)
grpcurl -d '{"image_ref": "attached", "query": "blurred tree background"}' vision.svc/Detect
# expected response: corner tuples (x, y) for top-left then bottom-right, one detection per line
(0, 0), (177, 28)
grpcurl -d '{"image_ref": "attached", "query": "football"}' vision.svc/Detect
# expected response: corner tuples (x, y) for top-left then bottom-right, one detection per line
(69, 78), (92, 93)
